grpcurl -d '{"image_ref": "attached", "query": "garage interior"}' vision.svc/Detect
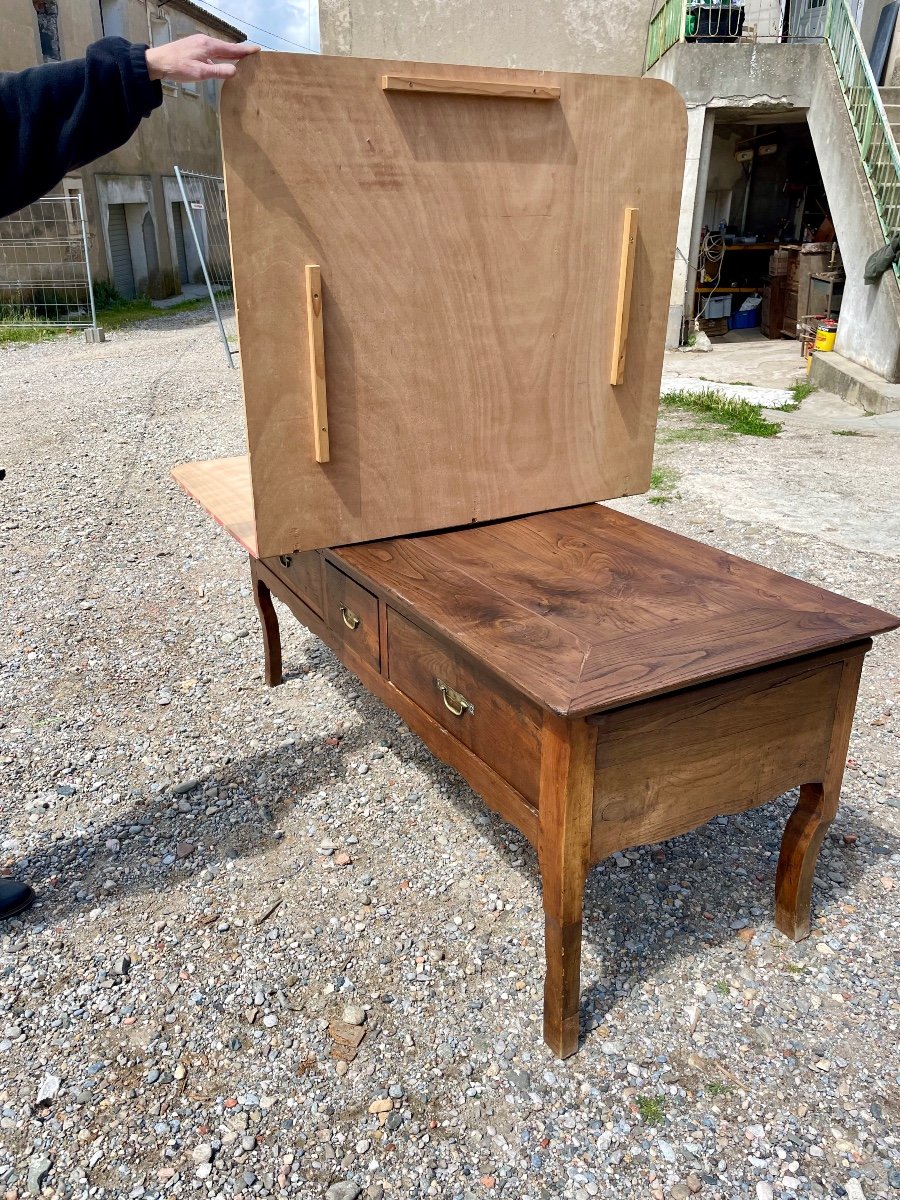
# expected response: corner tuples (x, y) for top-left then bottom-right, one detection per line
(691, 115), (844, 350)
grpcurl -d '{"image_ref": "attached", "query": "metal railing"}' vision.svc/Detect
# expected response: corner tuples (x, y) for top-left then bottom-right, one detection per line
(825, 0), (900, 275)
(174, 166), (236, 367)
(644, 0), (687, 72)
(0, 193), (97, 331)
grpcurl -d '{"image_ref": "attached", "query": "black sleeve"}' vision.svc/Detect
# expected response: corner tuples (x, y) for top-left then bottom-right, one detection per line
(0, 37), (163, 219)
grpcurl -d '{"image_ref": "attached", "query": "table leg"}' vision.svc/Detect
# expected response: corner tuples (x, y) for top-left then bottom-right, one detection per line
(250, 560), (283, 687)
(538, 714), (598, 1058)
(775, 651), (865, 941)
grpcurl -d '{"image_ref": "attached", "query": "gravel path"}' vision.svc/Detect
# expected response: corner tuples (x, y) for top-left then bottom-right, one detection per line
(1, 313), (898, 1200)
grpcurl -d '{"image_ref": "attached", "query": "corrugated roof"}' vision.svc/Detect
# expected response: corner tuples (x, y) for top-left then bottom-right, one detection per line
(159, 0), (247, 42)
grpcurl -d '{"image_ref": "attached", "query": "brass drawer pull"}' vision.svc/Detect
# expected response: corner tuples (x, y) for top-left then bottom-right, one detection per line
(339, 603), (360, 630)
(436, 678), (474, 718)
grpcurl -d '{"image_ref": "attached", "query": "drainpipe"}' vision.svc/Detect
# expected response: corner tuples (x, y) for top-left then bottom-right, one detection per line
(684, 108), (715, 337)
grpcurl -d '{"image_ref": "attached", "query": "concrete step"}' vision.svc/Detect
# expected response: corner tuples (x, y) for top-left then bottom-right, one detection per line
(810, 350), (900, 414)
(892, 123), (900, 145)
(881, 86), (900, 104)
(883, 103), (900, 122)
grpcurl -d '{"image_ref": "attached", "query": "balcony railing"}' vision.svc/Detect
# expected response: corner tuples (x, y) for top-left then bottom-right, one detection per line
(826, 0), (900, 268)
(644, 0), (900, 280)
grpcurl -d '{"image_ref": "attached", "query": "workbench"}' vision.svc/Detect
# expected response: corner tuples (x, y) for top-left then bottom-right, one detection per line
(173, 457), (897, 1058)
(172, 54), (898, 1057)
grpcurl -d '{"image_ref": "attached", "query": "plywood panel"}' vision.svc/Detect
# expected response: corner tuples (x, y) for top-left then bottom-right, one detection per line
(171, 456), (257, 556)
(221, 55), (687, 557)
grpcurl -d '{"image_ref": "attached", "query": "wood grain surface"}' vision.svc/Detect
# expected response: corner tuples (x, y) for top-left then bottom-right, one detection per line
(335, 503), (899, 715)
(221, 54), (687, 557)
(171, 456), (257, 557)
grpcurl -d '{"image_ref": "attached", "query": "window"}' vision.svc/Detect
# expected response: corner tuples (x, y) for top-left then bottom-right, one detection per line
(98, 0), (126, 39)
(150, 15), (177, 92)
(33, 0), (61, 62)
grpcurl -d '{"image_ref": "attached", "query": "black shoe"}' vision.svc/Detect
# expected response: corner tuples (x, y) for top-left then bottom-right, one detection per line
(0, 879), (35, 920)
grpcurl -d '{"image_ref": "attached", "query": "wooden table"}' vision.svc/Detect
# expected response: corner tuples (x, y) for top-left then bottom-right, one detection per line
(173, 456), (898, 1058)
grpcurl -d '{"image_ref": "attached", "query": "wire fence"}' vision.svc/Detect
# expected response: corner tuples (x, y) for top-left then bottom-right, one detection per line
(0, 193), (97, 330)
(174, 166), (236, 367)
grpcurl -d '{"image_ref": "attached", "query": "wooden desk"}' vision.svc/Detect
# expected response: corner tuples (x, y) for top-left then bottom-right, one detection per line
(173, 457), (899, 1057)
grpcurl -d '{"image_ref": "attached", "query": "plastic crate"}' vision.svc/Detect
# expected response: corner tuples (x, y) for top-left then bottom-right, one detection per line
(728, 307), (760, 330)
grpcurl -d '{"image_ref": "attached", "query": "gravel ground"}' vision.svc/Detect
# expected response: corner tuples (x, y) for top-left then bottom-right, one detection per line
(1, 312), (898, 1200)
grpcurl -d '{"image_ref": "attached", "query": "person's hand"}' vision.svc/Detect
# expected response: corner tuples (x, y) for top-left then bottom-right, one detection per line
(145, 34), (260, 83)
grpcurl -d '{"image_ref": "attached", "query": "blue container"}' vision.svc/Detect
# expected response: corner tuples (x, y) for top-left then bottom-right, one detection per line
(729, 307), (760, 330)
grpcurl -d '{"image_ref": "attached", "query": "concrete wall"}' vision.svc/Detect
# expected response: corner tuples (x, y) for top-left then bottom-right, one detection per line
(319, 0), (649, 75)
(806, 64), (900, 381)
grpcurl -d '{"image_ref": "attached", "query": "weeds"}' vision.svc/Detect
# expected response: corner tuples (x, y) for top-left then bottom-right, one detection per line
(659, 388), (781, 437)
(0, 293), (209, 346)
(636, 1095), (667, 1126)
(707, 1082), (730, 1098)
(649, 465), (681, 505)
(774, 379), (816, 412)
(832, 429), (861, 436)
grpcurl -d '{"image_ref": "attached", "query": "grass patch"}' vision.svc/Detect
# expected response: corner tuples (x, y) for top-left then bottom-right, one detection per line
(97, 296), (207, 330)
(774, 379), (817, 412)
(636, 1095), (667, 1126)
(660, 388), (781, 437)
(729, 379), (754, 386)
(707, 1082), (730, 1098)
(660, 426), (729, 445)
(715, 980), (731, 996)
(0, 294), (209, 346)
(648, 464), (681, 505)
(832, 429), (861, 436)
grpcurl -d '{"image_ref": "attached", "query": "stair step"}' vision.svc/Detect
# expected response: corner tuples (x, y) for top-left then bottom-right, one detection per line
(880, 86), (900, 103)
(883, 103), (900, 120)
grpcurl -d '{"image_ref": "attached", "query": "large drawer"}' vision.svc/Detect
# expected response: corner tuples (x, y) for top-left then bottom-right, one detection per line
(264, 550), (324, 617)
(324, 562), (381, 671)
(387, 609), (542, 806)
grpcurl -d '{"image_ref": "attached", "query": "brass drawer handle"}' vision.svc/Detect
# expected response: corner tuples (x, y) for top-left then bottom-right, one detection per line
(436, 678), (474, 718)
(339, 603), (360, 631)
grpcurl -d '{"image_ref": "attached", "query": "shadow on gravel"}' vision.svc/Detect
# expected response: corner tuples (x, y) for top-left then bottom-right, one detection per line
(13, 637), (899, 1031)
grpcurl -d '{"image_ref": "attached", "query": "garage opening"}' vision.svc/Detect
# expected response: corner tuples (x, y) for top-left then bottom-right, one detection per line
(691, 117), (842, 350)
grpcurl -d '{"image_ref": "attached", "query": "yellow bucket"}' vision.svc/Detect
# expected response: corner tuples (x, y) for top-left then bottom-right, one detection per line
(814, 320), (837, 352)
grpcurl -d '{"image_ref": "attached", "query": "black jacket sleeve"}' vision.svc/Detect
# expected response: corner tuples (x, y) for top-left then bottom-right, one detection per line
(0, 37), (163, 219)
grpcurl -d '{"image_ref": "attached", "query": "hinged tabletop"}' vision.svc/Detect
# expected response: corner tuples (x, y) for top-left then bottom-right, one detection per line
(221, 54), (687, 558)
(334, 504), (899, 716)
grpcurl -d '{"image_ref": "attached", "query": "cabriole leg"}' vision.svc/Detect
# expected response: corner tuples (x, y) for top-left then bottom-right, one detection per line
(775, 651), (866, 941)
(251, 561), (283, 687)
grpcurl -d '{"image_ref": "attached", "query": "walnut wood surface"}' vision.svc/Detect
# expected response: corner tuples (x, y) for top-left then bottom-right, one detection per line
(589, 649), (851, 862)
(336, 504), (899, 715)
(324, 563), (381, 673)
(254, 558), (539, 846)
(221, 54), (687, 556)
(387, 609), (543, 805)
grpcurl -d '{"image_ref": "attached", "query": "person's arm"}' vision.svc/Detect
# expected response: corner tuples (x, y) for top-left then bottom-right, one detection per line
(0, 37), (160, 219)
(0, 35), (259, 220)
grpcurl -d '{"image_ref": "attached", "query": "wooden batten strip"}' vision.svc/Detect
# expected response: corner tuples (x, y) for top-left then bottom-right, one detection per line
(610, 207), (639, 386)
(305, 264), (329, 463)
(382, 74), (560, 100)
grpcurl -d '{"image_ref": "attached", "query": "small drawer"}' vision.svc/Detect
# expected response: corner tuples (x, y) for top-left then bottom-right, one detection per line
(264, 550), (324, 616)
(387, 610), (541, 805)
(324, 562), (381, 671)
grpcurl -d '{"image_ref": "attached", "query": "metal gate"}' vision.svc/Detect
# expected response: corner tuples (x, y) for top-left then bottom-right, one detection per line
(107, 202), (135, 300)
(174, 166), (236, 367)
(0, 193), (98, 331)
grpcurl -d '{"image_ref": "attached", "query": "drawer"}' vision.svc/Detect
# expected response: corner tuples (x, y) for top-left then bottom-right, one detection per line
(387, 609), (542, 806)
(264, 550), (324, 616)
(324, 562), (381, 671)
